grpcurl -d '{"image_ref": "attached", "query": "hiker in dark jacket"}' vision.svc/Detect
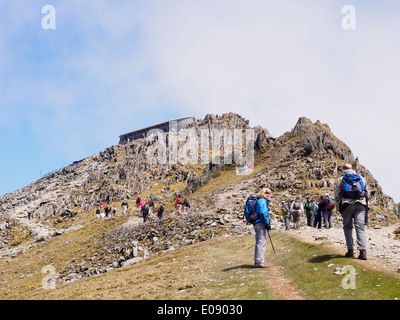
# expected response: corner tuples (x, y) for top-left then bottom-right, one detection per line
(95, 208), (101, 219)
(318, 193), (334, 229)
(183, 199), (190, 215)
(253, 187), (272, 268)
(313, 198), (322, 229)
(157, 202), (164, 220)
(136, 196), (141, 212)
(141, 205), (149, 222)
(303, 197), (315, 227)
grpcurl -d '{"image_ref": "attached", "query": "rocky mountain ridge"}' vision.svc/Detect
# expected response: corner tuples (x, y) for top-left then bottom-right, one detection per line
(0, 113), (398, 273)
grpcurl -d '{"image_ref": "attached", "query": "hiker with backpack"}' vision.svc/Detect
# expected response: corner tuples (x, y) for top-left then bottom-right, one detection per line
(313, 197), (322, 229)
(289, 196), (304, 229)
(141, 203), (149, 222)
(95, 207), (101, 219)
(157, 201), (164, 220)
(318, 193), (335, 229)
(281, 201), (291, 231)
(244, 187), (272, 268)
(121, 200), (129, 215)
(105, 205), (111, 218)
(183, 199), (190, 215)
(148, 199), (155, 216)
(136, 196), (141, 211)
(334, 163), (369, 260)
(303, 197), (315, 227)
(175, 195), (183, 215)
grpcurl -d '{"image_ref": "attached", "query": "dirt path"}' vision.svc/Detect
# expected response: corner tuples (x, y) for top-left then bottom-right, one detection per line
(287, 222), (400, 273)
(268, 265), (305, 300)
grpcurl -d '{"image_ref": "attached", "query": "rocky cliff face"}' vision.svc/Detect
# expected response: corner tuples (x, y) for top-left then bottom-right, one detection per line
(0, 113), (397, 256)
(257, 116), (397, 217)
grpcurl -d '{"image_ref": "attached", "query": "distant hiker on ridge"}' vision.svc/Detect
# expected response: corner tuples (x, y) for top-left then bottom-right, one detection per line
(136, 196), (141, 212)
(148, 199), (155, 216)
(175, 195), (183, 215)
(121, 199), (129, 215)
(141, 203), (149, 222)
(157, 201), (164, 220)
(183, 199), (190, 215)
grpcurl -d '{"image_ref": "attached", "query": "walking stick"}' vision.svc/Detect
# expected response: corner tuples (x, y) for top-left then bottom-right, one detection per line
(267, 228), (276, 254)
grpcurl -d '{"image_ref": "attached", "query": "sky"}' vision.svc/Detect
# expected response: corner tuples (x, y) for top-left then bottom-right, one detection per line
(1, 0), (400, 202)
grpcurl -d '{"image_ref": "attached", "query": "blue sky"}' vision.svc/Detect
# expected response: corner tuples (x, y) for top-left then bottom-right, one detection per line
(1, 0), (400, 202)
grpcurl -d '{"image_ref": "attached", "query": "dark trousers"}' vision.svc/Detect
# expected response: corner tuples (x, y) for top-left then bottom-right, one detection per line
(313, 213), (322, 229)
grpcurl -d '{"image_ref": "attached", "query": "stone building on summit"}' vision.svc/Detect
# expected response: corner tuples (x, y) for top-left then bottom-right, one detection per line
(118, 115), (196, 144)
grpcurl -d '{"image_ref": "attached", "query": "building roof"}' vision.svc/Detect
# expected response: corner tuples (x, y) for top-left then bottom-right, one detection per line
(119, 115), (195, 140)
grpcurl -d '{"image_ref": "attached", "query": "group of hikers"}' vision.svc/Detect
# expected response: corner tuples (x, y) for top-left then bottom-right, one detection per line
(280, 192), (336, 231)
(245, 163), (369, 268)
(135, 194), (191, 222)
(86, 194), (192, 223)
(28, 161), (368, 270)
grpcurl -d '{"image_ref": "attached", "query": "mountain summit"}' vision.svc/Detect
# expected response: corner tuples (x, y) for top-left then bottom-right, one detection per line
(0, 113), (398, 248)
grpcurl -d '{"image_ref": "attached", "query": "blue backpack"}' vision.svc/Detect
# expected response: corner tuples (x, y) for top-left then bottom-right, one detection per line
(342, 173), (366, 199)
(244, 196), (260, 224)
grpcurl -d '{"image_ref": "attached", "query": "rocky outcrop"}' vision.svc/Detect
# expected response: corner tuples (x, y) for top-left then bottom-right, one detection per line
(57, 213), (250, 283)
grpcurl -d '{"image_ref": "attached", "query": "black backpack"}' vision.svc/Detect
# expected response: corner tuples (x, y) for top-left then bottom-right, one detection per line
(244, 196), (260, 224)
(305, 200), (313, 211)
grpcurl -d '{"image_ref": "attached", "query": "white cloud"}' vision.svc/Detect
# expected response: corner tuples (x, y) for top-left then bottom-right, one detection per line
(135, 1), (400, 201)
(1, 0), (400, 201)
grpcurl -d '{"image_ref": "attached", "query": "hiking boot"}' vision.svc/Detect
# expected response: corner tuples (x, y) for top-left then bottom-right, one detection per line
(358, 250), (367, 260)
(345, 249), (354, 258)
(254, 263), (269, 268)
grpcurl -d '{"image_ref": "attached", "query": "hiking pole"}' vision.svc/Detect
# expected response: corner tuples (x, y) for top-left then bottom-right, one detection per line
(267, 228), (276, 254)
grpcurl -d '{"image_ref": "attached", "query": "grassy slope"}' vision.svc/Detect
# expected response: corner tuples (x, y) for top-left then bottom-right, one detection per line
(5, 231), (400, 300)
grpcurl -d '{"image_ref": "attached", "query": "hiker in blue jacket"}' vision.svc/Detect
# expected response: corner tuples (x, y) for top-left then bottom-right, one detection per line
(253, 187), (272, 268)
